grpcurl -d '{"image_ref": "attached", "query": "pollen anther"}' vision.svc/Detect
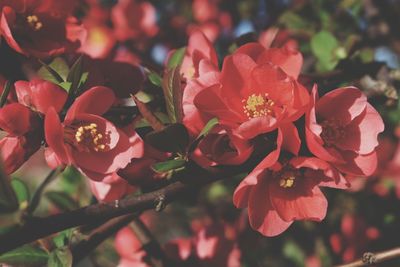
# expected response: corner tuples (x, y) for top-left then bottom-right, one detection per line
(242, 93), (275, 119)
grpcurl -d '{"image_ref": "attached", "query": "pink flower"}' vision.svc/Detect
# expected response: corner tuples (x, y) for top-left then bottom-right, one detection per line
(234, 152), (347, 236)
(44, 86), (141, 181)
(306, 86), (384, 176)
(15, 79), (68, 114)
(111, 0), (158, 41)
(115, 227), (149, 267)
(192, 42), (309, 140)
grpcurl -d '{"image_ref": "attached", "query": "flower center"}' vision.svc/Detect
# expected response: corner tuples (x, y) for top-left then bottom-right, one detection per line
(242, 93), (275, 119)
(65, 123), (110, 152)
(275, 168), (299, 189)
(26, 15), (43, 31)
(279, 175), (296, 188)
(320, 119), (345, 146)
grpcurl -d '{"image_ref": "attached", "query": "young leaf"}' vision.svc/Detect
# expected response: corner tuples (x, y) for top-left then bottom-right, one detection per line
(0, 81), (12, 108)
(152, 159), (186, 173)
(162, 66), (183, 123)
(133, 95), (164, 131)
(145, 123), (189, 153)
(0, 161), (18, 213)
(53, 229), (73, 248)
(189, 118), (219, 152)
(11, 178), (29, 208)
(311, 31), (340, 71)
(167, 47), (186, 69)
(66, 55), (84, 96)
(0, 245), (49, 266)
(148, 71), (163, 87)
(38, 58), (69, 84)
(47, 247), (73, 267)
(45, 191), (79, 211)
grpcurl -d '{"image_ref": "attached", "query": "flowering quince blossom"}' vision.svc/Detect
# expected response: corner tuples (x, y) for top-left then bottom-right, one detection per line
(44, 86), (142, 181)
(111, 0), (158, 41)
(0, 79), (67, 174)
(234, 154), (348, 237)
(0, 0), (82, 57)
(181, 31), (254, 167)
(115, 226), (150, 267)
(306, 86), (385, 176)
(193, 42), (309, 140)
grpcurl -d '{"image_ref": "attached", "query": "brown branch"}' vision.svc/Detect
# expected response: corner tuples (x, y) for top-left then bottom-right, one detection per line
(71, 214), (137, 265)
(0, 171), (222, 254)
(335, 247), (400, 267)
(131, 218), (169, 267)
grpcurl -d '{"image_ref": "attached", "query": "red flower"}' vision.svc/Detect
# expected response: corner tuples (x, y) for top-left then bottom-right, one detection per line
(192, 125), (253, 167)
(234, 152), (348, 236)
(193, 42), (309, 139)
(180, 30), (218, 80)
(44, 86), (139, 181)
(111, 0), (158, 41)
(89, 173), (136, 202)
(115, 226), (149, 267)
(15, 79), (68, 114)
(0, 0), (81, 57)
(0, 103), (41, 173)
(306, 86), (384, 176)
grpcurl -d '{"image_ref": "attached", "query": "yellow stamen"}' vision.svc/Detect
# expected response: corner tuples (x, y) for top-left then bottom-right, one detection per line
(279, 176), (295, 188)
(242, 93), (275, 119)
(27, 15), (43, 31)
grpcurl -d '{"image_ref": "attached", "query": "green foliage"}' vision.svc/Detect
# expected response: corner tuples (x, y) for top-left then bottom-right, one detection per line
(45, 191), (79, 211)
(47, 247), (73, 267)
(11, 178), (29, 209)
(283, 240), (306, 267)
(311, 31), (345, 72)
(152, 158), (186, 173)
(147, 71), (163, 87)
(0, 245), (49, 266)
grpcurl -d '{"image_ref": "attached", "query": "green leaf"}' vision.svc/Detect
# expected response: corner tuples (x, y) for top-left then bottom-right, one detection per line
(152, 159), (186, 173)
(66, 55), (84, 96)
(0, 162), (18, 213)
(148, 71), (163, 87)
(53, 229), (73, 248)
(135, 91), (154, 104)
(167, 47), (186, 69)
(198, 118), (219, 138)
(0, 81), (12, 108)
(188, 118), (219, 152)
(145, 123), (189, 153)
(47, 247), (72, 267)
(311, 31), (340, 71)
(11, 178), (29, 208)
(45, 191), (79, 211)
(0, 245), (49, 266)
(38, 58), (69, 84)
(135, 112), (170, 128)
(283, 240), (306, 267)
(162, 66), (183, 123)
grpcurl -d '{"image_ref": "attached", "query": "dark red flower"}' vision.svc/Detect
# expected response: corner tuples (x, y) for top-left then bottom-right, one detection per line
(0, 0), (81, 57)
(306, 86), (384, 176)
(44, 86), (140, 181)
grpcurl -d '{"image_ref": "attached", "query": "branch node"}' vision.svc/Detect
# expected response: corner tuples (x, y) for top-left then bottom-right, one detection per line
(362, 252), (376, 265)
(154, 194), (166, 212)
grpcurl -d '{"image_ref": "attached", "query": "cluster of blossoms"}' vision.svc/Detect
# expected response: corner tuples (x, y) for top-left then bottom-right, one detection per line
(181, 31), (384, 236)
(0, 0), (385, 242)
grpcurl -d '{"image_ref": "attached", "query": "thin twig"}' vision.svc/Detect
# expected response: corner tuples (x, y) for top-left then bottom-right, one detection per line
(0, 172), (221, 254)
(26, 168), (61, 215)
(131, 217), (169, 267)
(335, 247), (400, 267)
(71, 214), (137, 265)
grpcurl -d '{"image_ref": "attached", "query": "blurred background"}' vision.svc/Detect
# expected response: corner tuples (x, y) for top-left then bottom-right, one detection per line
(2, 0), (400, 266)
